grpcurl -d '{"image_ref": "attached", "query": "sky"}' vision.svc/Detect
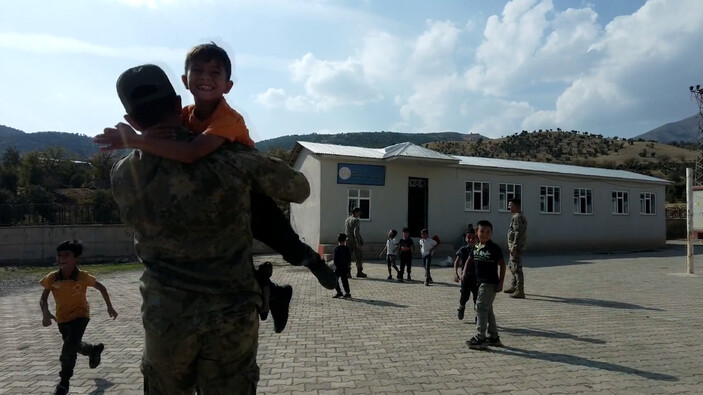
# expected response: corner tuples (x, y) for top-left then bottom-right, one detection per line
(1, 0), (702, 142)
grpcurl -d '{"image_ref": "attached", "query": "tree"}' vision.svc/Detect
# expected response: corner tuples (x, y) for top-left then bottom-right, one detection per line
(2, 147), (20, 168)
(89, 152), (116, 189)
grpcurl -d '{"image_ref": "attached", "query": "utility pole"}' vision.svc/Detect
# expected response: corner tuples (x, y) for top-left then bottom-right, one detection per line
(686, 84), (702, 274)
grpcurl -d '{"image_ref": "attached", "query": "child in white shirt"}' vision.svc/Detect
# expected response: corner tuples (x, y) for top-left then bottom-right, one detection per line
(379, 229), (400, 280)
(419, 228), (438, 286)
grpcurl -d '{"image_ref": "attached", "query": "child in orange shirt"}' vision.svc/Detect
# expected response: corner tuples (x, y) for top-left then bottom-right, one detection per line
(40, 240), (118, 395)
(94, 44), (335, 333)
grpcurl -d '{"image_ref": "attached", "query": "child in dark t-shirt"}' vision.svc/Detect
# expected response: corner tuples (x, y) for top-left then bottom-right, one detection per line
(463, 220), (505, 350)
(331, 233), (352, 298)
(453, 229), (477, 321)
(397, 227), (415, 282)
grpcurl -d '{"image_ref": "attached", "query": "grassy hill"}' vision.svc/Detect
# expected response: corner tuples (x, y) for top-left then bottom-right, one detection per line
(256, 131), (484, 151)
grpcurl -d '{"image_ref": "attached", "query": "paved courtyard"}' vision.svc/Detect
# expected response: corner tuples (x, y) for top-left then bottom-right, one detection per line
(1, 244), (702, 394)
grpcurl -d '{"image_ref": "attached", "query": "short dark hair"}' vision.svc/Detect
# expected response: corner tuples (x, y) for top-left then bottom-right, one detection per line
(421, 228), (428, 234)
(390, 229), (398, 238)
(465, 228), (476, 236)
(337, 233), (347, 242)
(185, 42), (232, 80)
(476, 220), (493, 230)
(508, 198), (521, 207)
(402, 227), (409, 233)
(56, 240), (83, 257)
(116, 64), (178, 128)
(351, 207), (361, 214)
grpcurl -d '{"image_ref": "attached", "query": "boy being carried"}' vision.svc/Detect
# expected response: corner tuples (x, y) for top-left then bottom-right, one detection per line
(40, 240), (118, 395)
(94, 45), (335, 333)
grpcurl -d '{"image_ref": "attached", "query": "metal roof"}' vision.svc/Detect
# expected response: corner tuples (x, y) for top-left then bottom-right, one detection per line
(292, 141), (668, 185)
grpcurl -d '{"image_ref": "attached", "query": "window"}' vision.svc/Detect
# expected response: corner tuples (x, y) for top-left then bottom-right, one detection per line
(612, 191), (629, 215)
(573, 188), (593, 215)
(640, 192), (656, 215)
(465, 181), (490, 211)
(499, 183), (522, 211)
(347, 188), (371, 220)
(540, 186), (561, 214)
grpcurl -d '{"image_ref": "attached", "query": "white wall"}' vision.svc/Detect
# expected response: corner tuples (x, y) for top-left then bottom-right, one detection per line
(296, 152), (666, 253)
(290, 151), (322, 249)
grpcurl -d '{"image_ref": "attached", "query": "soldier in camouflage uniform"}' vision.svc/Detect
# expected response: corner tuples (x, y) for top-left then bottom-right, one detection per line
(344, 207), (366, 278)
(505, 198), (527, 299)
(108, 65), (312, 393)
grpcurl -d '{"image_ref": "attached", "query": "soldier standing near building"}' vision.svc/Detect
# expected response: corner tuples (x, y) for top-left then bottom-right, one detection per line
(504, 198), (527, 299)
(345, 207), (367, 278)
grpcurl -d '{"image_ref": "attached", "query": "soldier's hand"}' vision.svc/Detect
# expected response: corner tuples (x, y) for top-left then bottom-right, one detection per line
(94, 122), (137, 150)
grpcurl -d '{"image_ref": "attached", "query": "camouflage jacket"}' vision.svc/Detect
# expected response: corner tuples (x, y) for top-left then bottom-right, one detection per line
(344, 215), (363, 244)
(507, 212), (527, 252)
(111, 127), (310, 315)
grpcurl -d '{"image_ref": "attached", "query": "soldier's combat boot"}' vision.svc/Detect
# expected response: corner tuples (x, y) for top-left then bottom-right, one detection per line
(510, 279), (525, 299)
(356, 269), (368, 278)
(503, 277), (517, 294)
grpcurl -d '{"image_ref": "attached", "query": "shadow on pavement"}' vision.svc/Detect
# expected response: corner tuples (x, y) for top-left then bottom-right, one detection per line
(491, 345), (678, 382)
(342, 297), (408, 308)
(529, 294), (663, 311)
(90, 378), (115, 395)
(498, 326), (606, 344)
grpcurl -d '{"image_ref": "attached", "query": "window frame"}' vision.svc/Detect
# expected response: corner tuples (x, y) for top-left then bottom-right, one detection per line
(640, 192), (656, 215)
(573, 188), (593, 215)
(540, 185), (561, 214)
(499, 183), (522, 212)
(347, 188), (371, 221)
(611, 190), (629, 215)
(464, 181), (491, 212)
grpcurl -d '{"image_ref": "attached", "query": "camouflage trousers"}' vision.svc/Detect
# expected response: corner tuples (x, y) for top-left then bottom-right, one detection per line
(140, 274), (261, 394)
(346, 238), (364, 271)
(509, 252), (524, 287)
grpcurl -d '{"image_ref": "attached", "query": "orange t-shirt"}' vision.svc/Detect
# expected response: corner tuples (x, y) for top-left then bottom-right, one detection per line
(181, 98), (255, 147)
(40, 269), (97, 323)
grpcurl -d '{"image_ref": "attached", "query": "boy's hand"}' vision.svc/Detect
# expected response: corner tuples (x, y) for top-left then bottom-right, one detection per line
(107, 306), (118, 320)
(453, 273), (460, 283)
(94, 122), (138, 150)
(42, 313), (56, 327)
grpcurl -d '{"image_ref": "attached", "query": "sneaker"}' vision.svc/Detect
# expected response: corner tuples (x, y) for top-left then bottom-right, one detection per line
(486, 336), (503, 347)
(407, 274), (412, 281)
(356, 271), (368, 278)
(259, 311), (269, 320)
(387, 275), (393, 280)
(343, 293), (352, 298)
(397, 277), (404, 283)
(428, 276), (433, 284)
(270, 284), (293, 333)
(54, 384), (69, 395)
(305, 255), (337, 290)
(332, 293), (343, 298)
(457, 305), (465, 320)
(466, 335), (487, 350)
(424, 279), (430, 286)
(89, 343), (104, 369)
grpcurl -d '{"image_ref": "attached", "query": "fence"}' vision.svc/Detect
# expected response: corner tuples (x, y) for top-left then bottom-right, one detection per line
(0, 204), (121, 226)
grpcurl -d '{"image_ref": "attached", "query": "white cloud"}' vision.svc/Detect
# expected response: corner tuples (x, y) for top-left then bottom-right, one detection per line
(523, 0), (703, 135)
(255, 88), (287, 108)
(410, 20), (461, 75)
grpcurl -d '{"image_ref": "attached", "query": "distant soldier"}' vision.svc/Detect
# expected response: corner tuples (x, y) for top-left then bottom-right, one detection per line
(504, 198), (527, 299)
(344, 207), (367, 278)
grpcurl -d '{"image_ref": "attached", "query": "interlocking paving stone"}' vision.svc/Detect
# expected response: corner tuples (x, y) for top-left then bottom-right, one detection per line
(1, 245), (702, 394)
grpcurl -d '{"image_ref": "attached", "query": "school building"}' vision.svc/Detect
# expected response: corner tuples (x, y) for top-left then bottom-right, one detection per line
(289, 141), (668, 257)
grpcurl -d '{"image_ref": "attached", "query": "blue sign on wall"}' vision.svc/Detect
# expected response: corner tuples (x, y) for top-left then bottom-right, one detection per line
(337, 163), (386, 186)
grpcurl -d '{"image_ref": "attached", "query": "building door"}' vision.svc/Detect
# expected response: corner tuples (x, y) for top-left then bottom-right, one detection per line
(407, 177), (428, 237)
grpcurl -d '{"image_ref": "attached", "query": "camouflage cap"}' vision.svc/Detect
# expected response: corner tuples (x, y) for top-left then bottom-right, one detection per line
(116, 64), (176, 114)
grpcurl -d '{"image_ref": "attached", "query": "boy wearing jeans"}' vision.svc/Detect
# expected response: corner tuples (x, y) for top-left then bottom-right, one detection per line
(463, 220), (506, 350)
